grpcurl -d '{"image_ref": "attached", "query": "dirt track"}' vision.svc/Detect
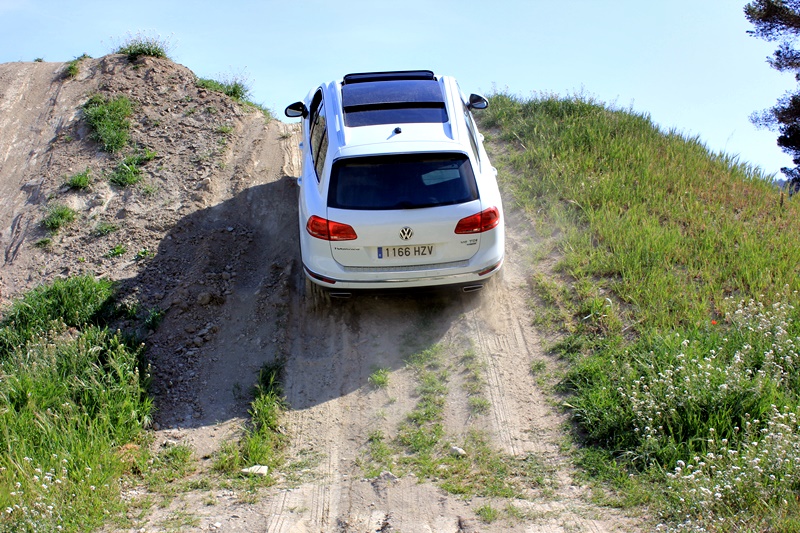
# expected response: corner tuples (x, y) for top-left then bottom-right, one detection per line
(0, 56), (640, 532)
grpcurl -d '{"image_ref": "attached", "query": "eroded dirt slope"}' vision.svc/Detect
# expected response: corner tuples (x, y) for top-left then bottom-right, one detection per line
(0, 56), (641, 532)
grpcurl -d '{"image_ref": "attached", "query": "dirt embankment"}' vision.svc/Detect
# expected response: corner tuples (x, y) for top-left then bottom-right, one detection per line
(0, 56), (640, 532)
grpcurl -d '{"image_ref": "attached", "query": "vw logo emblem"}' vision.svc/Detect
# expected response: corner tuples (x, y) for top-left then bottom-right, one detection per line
(399, 227), (413, 240)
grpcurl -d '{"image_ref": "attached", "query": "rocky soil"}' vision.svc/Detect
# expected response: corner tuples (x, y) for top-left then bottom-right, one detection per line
(0, 55), (641, 532)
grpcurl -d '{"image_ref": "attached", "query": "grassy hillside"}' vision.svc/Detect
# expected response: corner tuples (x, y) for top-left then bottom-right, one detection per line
(480, 93), (800, 531)
(0, 276), (151, 532)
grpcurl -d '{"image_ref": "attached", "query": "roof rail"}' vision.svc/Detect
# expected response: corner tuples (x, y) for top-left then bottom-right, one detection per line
(342, 70), (435, 85)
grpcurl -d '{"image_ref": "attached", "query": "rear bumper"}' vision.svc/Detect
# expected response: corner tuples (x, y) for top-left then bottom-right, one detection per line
(303, 257), (503, 290)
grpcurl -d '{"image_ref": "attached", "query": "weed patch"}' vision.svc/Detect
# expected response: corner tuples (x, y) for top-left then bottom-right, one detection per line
(368, 367), (390, 389)
(92, 221), (119, 237)
(65, 168), (91, 189)
(0, 276), (151, 532)
(105, 244), (126, 258)
(135, 248), (154, 261)
(41, 204), (76, 232)
(213, 362), (287, 483)
(83, 94), (132, 153)
(65, 53), (90, 78)
(115, 31), (171, 61)
(108, 149), (156, 186)
(460, 347), (490, 414)
(476, 504), (499, 523)
(197, 75), (272, 119)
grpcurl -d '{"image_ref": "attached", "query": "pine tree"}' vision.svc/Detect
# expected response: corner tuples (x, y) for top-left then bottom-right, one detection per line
(745, 0), (800, 189)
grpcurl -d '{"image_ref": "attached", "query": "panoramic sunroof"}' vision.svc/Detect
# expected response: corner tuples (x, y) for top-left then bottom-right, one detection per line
(341, 79), (448, 127)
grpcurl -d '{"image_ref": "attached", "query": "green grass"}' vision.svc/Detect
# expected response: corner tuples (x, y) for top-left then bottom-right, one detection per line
(65, 168), (91, 189)
(358, 344), (547, 501)
(92, 221), (119, 237)
(529, 360), (547, 375)
(479, 91), (800, 531)
(135, 248), (154, 261)
(105, 244), (126, 258)
(475, 504), (499, 523)
(460, 346), (490, 414)
(83, 94), (132, 153)
(0, 275), (151, 532)
(41, 203), (77, 232)
(213, 362), (287, 482)
(467, 396), (491, 415)
(196, 76), (273, 120)
(196, 77), (249, 100)
(115, 31), (170, 61)
(368, 367), (390, 388)
(139, 444), (196, 495)
(108, 149), (156, 186)
(65, 53), (90, 78)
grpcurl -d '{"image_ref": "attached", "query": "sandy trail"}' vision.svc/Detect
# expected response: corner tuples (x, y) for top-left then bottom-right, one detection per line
(168, 129), (637, 532)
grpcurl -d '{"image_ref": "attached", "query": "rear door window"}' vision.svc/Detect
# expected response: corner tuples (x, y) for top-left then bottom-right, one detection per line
(328, 153), (478, 210)
(308, 90), (327, 182)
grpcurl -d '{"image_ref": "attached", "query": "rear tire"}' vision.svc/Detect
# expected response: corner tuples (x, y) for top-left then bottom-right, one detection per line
(304, 277), (331, 309)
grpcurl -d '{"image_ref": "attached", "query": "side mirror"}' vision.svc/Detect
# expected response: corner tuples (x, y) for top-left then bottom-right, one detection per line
(467, 93), (489, 110)
(285, 101), (308, 118)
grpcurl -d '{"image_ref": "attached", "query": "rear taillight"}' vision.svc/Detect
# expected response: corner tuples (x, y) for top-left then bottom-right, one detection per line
(306, 215), (358, 241)
(454, 207), (500, 234)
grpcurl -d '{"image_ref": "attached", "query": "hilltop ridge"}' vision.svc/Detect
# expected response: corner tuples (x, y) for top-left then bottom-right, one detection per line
(0, 54), (287, 303)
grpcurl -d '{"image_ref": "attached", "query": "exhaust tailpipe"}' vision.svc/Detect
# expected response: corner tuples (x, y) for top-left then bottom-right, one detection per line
(462, 284), (484, 293)
(329, 292), (353, 299)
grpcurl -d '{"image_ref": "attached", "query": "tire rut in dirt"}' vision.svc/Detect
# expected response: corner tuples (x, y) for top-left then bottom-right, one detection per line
(273, 286), (495, 530)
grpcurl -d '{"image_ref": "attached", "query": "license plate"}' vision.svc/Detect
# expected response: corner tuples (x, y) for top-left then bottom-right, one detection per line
(378, 245), (434, 259)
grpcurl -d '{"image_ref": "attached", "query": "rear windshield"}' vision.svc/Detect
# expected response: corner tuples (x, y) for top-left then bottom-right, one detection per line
(328, 153), (478, 210)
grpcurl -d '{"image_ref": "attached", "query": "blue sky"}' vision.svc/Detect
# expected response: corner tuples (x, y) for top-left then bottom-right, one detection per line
(0, 0), (795, 177)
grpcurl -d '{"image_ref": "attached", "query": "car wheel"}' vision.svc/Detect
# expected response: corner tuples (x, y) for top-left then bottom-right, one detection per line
(304, 277), (330, 309)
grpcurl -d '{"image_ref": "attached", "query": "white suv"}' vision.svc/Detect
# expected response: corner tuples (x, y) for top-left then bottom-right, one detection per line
(285, 70), (504, 295)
